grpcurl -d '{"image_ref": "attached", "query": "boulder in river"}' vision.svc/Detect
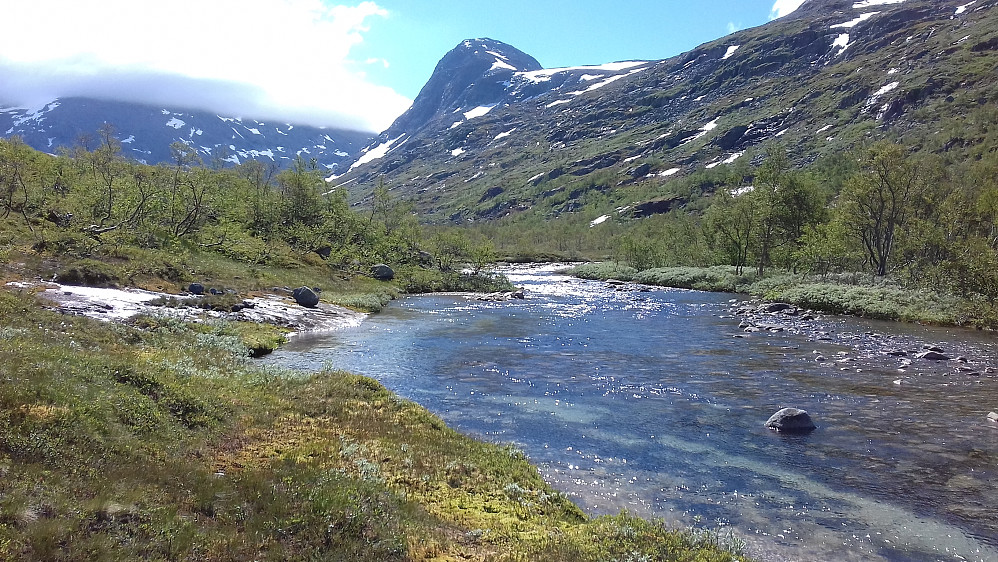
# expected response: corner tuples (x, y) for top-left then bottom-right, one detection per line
(292, 286), (320, 308)
(762, 302), (793, 313)
(765, 408), (817, 433)
(988, 411), (998, 423)
(371, 264), (395, 281)
(916, 351), (951, 361)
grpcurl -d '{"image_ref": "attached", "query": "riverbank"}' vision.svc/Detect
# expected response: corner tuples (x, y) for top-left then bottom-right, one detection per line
(0, 283), (748, 560)
(567, 263), (992, 328)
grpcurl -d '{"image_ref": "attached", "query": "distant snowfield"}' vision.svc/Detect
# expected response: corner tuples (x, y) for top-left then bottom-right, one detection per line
(853, 0), (905, 7)
(956, 1), (976, 15)
(349, 134), (406, 171)
(464, 104), (498, 120)
(722, 46), (740, 60)
(518, 61), (647, 83)
(831, 12), (880, 28)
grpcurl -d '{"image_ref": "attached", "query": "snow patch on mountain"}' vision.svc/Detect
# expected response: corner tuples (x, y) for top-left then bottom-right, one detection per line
(955, 1), (976, 15)
(852, 0), (904, 8)
(350, 134), (406, 171)
(464, 104), (498, 120)
(831, 12), (880, 28)
(722, 46), (740, 60)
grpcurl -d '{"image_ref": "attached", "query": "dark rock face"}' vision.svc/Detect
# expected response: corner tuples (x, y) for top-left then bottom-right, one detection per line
(765, 408), (817, 433)
(371, 264), (395, 281)
(381, 38), (541, 140)
(292, 286), (320, 308)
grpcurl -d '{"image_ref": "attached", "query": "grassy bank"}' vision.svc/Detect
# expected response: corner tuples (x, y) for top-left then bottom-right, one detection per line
(569, 263), (986, 327)
(0, 288), (747, 560)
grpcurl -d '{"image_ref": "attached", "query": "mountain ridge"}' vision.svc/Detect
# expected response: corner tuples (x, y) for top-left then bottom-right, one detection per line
(337, 0), (998, 222)
(0, 97), (374, 171)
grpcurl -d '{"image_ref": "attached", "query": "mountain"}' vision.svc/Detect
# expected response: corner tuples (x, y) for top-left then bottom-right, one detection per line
(337, 0), (998, 222)
(0, 97), (374, 171)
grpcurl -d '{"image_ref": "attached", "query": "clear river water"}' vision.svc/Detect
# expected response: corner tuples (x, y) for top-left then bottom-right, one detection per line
(261, 264), (998, 561)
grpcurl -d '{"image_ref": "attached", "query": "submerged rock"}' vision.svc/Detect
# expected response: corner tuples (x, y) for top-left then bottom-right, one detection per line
(765, 407), (817, 433)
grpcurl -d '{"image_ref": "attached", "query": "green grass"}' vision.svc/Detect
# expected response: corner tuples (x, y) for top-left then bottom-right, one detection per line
(0, 289), (749, 561)
(569, 262), (980, 326)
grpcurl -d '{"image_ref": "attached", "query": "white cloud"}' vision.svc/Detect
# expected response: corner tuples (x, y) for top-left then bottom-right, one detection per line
(727, 22), (741, 34)
(770, 0), (807, 19)
(0, 0), (411, 132)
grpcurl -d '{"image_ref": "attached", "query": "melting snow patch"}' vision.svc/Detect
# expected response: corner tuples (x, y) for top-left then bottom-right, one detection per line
(349, 135), (406, 171)
(723, 152), (745, 164)
(956, 1), (976, 15)
(888, 67), (900, 74)
(570, 74), (627, 94)
(491, 59), (517, 72)
(165, 117), (185, 129)
(450, 121), (464, 129)
(546, 99), (572, 108)
(816, 124), (834, 133)
(873, 81), (900, 97)
(776, 128), (789, 137)
(590, 215), (610, 227)
(494, 128), (516, 140)
(731, 186), (755, 197)
(658, 168), (681, 177)
(528, 172), (545, 183)
(833, 33), (851, 52)
(247, 128), (262, 135)
(464, 104), (497, 120)
(852, 0), (904, 7)
(831, 12), (880, 29)
(722, 46), (740, 60)
(451, 147), (466, 157)
(518, 61), (646, 83)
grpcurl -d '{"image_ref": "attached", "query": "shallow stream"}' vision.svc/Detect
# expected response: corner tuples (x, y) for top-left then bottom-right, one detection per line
(262, 264), (998, 561)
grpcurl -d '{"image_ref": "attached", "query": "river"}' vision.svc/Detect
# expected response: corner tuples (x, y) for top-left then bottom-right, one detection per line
(261, 264), (998, 561)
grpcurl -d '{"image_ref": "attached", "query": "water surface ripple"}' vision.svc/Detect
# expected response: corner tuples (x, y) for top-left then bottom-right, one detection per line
(263, 264), (998, 562)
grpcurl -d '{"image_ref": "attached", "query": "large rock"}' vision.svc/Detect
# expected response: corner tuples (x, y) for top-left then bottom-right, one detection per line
(187, 282), (205, 295)
(765, 408), (817, 433)
(916, 351), (950, 361)
(371, 264), (395, 281)
(292, 286), (320, 308)
(987, 411), (998, 423)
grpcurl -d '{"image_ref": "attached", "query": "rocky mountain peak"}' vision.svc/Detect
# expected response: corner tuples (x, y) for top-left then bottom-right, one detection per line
(378, 38), (541, 141)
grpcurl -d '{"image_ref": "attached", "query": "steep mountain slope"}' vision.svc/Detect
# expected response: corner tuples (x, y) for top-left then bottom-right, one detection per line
(338, 0), (998, 222)
(0, 97), (373, 170)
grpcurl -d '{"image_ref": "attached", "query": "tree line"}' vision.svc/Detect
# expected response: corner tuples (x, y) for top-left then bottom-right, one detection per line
(0, 126), (497, 285)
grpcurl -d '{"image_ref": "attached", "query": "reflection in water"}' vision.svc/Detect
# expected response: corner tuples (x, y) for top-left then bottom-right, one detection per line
(263, 264), (998, 562)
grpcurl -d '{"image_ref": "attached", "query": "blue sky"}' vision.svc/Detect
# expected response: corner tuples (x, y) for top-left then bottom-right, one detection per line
(355, 1), (801, 99)
(0, 1), (805, 132)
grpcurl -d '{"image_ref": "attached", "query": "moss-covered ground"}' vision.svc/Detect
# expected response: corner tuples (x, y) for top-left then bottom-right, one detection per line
(0, 286), (748, 561)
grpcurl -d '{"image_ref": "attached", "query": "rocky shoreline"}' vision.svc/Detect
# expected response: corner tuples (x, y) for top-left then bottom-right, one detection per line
(7, 281), (366, 335)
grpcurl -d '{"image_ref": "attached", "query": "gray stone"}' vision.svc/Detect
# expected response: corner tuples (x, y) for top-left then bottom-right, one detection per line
(765, 407), (817, 433)
(292, 286), (320, 308)
(762, 302), (793, 313)
(988, 412), (998, 423)
(916, 351), (951, 361)
(188, 282), (205, 295)
(371, 264), (395, 281)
